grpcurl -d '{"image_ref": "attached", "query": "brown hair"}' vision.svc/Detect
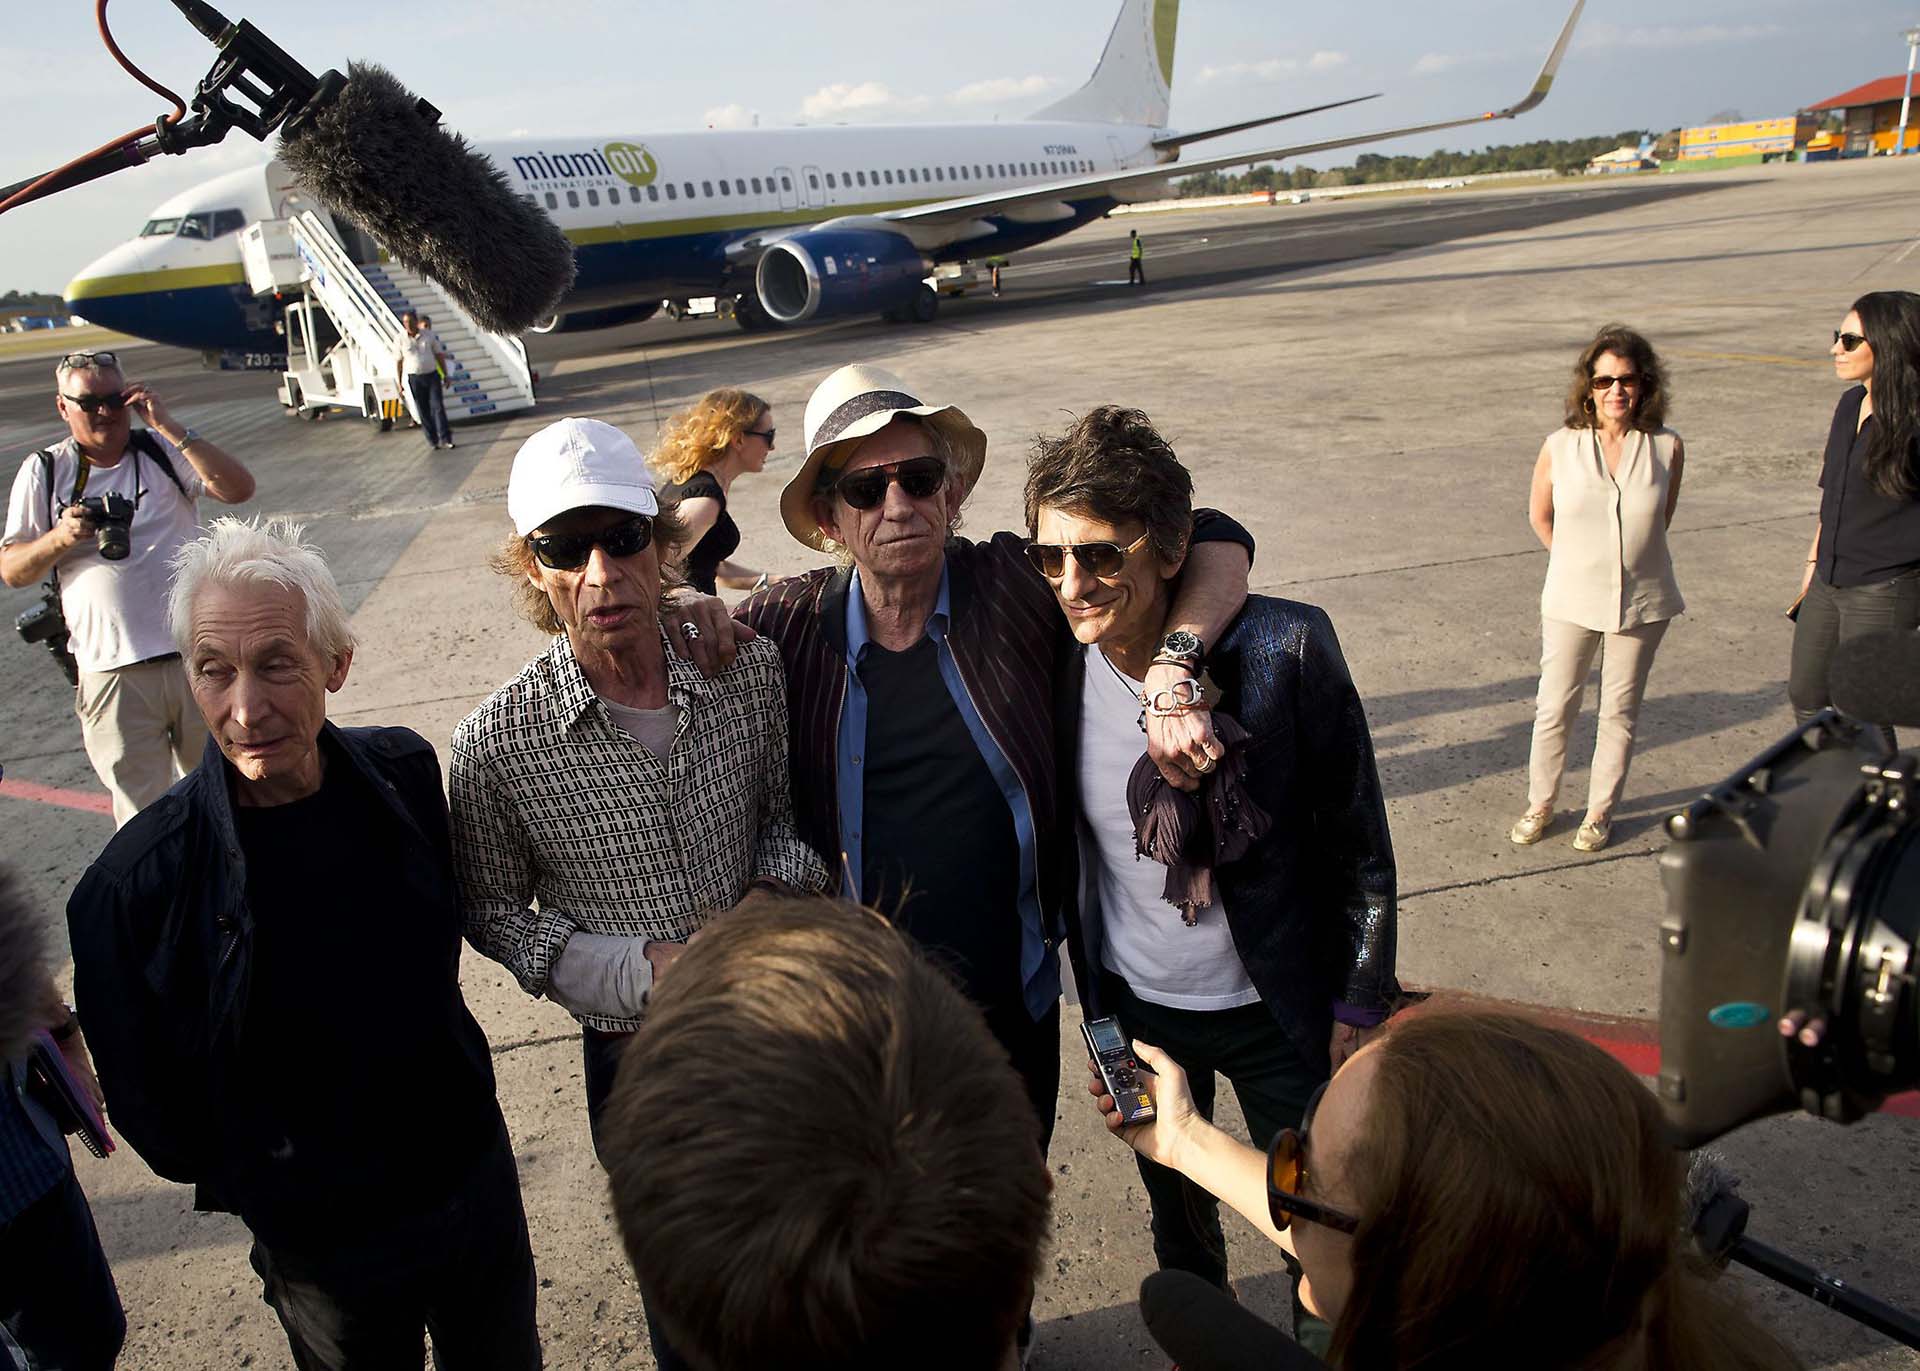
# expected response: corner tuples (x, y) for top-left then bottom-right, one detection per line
(1564, 325), (1670, 432)
(649, 387), (769, 486)
(1328, 1009), (1798, 1371)
(602, 898), (1051, 1371)
(489, 502), (687, 635)
(1023, 406), (1193, 567)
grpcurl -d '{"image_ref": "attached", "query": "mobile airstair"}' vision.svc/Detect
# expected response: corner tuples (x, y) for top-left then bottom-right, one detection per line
(240, 212), (536, 431)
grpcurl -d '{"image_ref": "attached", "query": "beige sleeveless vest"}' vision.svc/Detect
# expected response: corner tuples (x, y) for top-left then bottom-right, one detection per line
(1539, 426), (1685, 633)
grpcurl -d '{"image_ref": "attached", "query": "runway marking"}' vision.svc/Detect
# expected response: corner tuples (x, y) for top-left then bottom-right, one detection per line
(0, 778), (111, 815)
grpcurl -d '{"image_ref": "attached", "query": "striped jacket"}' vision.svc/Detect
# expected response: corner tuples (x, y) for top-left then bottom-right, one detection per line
(736, 533), (1066, 915)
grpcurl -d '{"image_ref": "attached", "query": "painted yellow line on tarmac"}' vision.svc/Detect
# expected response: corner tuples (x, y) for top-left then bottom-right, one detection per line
(1663, 347), (1828, 368)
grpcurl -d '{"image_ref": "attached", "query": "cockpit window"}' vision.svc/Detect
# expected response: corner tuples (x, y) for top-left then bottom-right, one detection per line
(138, 209), (246, 239)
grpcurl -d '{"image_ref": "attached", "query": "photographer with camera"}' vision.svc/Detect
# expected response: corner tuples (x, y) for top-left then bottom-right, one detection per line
(2, 351), (255, 827)
(1093, 1008), (1799, 1371)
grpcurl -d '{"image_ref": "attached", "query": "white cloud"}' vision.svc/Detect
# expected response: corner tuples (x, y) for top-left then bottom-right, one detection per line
(950, 74), (1058, 105)
(702, 103), (757, 129)
(1199, 50), (1349, 84)
(1308, 50), (1350, 72)
(799, 81), (929, 120)
(1413, 52), (1462, 75)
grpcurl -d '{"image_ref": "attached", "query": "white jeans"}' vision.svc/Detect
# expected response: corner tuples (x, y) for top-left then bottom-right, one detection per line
(75, 656), (207, 827)
(1525, 616), (1670, 817)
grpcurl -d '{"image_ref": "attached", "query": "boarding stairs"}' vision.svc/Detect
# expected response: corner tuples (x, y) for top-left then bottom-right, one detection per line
(243, 212), (535, 428)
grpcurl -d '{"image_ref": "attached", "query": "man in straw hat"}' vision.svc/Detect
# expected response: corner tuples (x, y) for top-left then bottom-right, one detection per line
(738, 365), (1255, 1161)
(449, 417), (829, 1371)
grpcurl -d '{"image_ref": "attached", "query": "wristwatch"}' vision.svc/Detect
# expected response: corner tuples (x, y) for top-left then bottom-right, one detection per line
(1153, 629), (1205, 669)
(175, 428), (203, 448)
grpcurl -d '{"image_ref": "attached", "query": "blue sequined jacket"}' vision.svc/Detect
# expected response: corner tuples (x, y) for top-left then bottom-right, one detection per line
(1056, 595), (1398, 1077)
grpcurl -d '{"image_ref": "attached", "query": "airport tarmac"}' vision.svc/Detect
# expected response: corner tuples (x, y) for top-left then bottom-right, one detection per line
(4, 160), (1919, 1367)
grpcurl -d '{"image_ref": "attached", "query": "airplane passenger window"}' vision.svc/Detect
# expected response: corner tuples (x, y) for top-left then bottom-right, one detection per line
(825, 173), (835, 188)
(703, 181), (713, 196)
(782, 175), (792, 190)
(811, 173), (821, 189)
(567, 190), (580, 208)
(752, 177), (763, 193)
(666, 183), (678, 200)
(973, 164), (982, 178)
(934, 168), (944, 181)
(883, 170), (894, 184)
(645, 186), (658, 202)
(735, 179), (746, 194)
(908, 169), (918, 183)
(719, 180), (730, 196)
(545, 192), (558, 209)
(587, 189), (600, 206)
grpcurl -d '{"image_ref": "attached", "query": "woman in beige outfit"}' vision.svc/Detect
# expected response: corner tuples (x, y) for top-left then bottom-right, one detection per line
(1511, 326), (1685, 852)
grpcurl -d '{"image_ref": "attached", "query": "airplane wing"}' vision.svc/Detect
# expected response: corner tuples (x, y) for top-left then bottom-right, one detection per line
(880, 0), (1582, 239)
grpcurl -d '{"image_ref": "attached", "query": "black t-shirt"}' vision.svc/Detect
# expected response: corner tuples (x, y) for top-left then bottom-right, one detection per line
(226, 752), (499, 1249)
(858, 635), (1023, 1011)
(662, 470), (740, 595)
(1817, 386), (1920, 588)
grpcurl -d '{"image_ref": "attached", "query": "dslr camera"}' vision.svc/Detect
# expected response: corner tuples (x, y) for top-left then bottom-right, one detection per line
(1658, 632), (1920, 1148)
(67, 491), (136, 562)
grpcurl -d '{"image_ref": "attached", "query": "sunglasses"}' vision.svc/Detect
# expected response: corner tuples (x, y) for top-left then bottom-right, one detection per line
(60, 351), (118, 370)
(1266, 1080), (1361, 1235)
(1588, 374), (1641, 392)
(744, 426), (776, 445)
(1023, 529), (1151, 579)
(1834, 331), (1870, 353)
(527, 514), (655, 570)
(832, 456), (946, 510)
(60, 390), (129, 415)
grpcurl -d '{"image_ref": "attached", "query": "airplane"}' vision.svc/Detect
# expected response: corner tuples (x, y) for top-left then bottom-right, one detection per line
(62, 0), (1583, 360)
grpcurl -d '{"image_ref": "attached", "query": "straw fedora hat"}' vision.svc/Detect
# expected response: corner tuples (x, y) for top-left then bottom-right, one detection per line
(779, 363), (988, 551)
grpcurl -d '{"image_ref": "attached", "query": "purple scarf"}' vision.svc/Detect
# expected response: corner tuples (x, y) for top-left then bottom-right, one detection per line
(1127, 712), (1272, 925)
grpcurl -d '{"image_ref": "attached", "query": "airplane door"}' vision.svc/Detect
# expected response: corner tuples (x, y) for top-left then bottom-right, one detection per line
(1107, 135), (1128, 172)
(774, 166), (800, 212)
(800, 165), (825, 210)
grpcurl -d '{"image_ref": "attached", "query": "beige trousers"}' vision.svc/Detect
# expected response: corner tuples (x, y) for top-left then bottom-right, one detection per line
(1526, 616), (1670, 818)
(75, 657), (208, 827)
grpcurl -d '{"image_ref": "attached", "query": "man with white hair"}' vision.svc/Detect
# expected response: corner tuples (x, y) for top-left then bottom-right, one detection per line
(2, 351), (255, 826)
(66, 516), (540, 1371)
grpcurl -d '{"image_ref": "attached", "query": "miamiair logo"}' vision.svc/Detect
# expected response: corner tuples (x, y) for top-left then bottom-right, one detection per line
(509, 142), (658, 190)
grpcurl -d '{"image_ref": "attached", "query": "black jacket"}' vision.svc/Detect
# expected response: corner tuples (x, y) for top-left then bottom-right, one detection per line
(65, 723), (496, 1214)
(1056, 596), (1398, 1078)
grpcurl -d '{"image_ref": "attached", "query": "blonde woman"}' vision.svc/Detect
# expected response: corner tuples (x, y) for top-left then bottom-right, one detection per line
(650, 388), (777, 594)
(1511, 325), (1685, 853)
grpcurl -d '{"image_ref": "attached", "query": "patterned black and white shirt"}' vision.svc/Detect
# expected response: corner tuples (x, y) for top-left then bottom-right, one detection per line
(450, 630), (829, 1031)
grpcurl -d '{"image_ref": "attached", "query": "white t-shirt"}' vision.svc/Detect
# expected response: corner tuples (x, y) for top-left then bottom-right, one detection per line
(3, 435), (203, 674)
(602, 696), (679, 764)
(397, 330), (443, 376)
(1077, 645), (1260, 1011)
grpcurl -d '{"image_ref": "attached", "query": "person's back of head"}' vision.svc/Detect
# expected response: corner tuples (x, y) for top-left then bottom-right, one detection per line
(1330, 1008), (1798, 1371)
(602, 898), (1051, 1371)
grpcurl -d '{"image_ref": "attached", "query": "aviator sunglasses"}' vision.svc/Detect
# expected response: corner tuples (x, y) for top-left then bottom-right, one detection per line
(832, 456), (946, 510)
(1023, 529), (1151, 579)
(526, 514), (655, 570)
(1266, 1079), (1362, 1235)
(1834, 330), (1870, 353)
(1588, 373), (1641, 392)
(60, 390), (129, 415)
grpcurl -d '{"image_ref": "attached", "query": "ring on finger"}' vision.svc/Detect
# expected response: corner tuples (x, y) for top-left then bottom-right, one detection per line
(680, 621), (702, 641)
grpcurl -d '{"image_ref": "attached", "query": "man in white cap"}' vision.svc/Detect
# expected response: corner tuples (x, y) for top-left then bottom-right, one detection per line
(449, 417), (828, 1370)
(738, 365), (1254, 1169)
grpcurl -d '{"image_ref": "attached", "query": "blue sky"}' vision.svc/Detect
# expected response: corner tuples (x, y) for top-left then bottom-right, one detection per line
(2, 0), (1913, 293)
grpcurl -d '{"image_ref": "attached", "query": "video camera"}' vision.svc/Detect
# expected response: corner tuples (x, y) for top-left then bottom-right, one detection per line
(1658, 702), (1917, 1149)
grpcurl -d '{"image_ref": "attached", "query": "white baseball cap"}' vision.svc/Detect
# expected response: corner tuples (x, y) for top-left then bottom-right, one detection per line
(507, 418), (659, 535)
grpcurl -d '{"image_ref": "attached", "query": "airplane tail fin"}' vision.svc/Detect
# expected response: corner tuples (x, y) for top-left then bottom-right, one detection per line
(1031, 0), (1178, 127)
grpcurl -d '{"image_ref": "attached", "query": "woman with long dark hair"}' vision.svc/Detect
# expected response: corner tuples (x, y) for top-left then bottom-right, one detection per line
(1789, 291), (1920, 751)
(1511, 325), (1685, 853)
(1091, 1008), (1800, 1371)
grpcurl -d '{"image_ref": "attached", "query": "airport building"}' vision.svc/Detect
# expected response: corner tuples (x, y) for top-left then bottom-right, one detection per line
(1803, 75), (1920, 155)
(1676, 115), (1818, 162)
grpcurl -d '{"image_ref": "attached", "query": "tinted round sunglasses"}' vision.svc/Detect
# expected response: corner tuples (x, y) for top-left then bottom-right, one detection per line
(1266, 1079), (1361, 1235)
(1588, 374), (1640, 392)
(832, 456), (946, 509)
(1834, 331), (1869, 353)
(1023, 530), (1151, 579)
(527, 514), (654, 570)
(60, 390), (129, 415)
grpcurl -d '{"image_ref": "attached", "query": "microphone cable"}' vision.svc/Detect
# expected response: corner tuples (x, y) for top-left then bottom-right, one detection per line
(0, 0), (187, 215)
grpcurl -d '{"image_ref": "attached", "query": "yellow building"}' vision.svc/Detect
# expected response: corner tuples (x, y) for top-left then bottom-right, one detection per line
(1678, 116), (1818, 160)
(1805, 77), (1920, 155)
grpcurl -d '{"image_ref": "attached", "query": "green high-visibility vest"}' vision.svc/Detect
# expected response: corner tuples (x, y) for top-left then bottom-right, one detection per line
(1130, 237), (1142, 259)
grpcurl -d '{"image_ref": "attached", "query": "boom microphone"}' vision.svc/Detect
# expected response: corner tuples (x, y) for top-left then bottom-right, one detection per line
(1829, 630), (1920, 733)
(277, 62), (575, 335)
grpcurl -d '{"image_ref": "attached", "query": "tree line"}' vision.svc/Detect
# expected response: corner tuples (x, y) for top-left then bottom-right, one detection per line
(1175, 131), (1655, 196)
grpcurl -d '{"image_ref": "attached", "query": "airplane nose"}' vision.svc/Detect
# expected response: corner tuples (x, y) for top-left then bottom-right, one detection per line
(64, 239), (157, 332)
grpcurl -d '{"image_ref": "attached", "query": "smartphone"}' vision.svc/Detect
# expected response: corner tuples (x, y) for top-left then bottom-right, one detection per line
(1083, 1015), (1155, 1126)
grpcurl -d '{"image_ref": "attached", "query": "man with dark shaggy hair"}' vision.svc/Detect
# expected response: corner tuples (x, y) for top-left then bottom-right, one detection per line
(601, 898), (1051, 1371)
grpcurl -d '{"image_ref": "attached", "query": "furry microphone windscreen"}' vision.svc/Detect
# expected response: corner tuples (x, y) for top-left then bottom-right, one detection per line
(278, 63), (576, 334)
(0, 866), (50, 1067)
